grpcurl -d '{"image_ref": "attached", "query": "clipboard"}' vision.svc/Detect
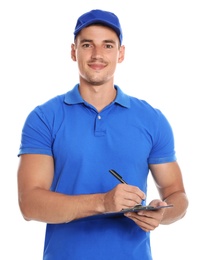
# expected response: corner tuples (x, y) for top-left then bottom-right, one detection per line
(77, 204), (174, 221)
(103, 204), (173, 216)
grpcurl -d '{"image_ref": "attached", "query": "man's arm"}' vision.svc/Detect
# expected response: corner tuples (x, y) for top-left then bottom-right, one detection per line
(17, 154), (145, 224)
(124, 161), (189, 231)
(149, 161), (189, 224)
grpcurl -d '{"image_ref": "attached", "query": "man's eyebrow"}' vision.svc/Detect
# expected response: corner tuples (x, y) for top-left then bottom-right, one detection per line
(104, 39), (116, 44)
(80, 39), (92, 43)
(79, 39), (116, 44)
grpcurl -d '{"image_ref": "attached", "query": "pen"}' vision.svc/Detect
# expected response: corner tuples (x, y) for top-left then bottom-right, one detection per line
(109, 169), (127, 184)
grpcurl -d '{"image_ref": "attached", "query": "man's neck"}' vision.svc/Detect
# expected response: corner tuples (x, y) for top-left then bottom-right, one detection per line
(78, 83), (117, 112)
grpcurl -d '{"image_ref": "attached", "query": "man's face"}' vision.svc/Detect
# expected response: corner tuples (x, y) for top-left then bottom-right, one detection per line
(72, 24), (125, 86)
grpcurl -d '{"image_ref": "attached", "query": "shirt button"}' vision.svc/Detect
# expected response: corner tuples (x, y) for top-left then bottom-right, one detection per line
(98, 115), (101, 119)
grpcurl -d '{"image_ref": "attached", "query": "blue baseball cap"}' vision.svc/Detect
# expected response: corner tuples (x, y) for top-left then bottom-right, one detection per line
(74, 9), (123, 44)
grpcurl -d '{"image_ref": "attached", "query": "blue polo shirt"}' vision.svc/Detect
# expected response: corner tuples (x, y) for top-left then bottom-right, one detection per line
(18, 84), (176, 260)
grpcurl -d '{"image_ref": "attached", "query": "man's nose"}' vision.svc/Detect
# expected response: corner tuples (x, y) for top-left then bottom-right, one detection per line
(91, 46), (103, 58)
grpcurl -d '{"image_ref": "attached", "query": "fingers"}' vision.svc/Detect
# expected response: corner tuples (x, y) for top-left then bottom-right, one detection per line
(117, 185), (145, 210)
(103, 184), (146, 212)
(125, 212), (158, 232)
(125, 208), (165, 232)
(121, 184), (146, 203)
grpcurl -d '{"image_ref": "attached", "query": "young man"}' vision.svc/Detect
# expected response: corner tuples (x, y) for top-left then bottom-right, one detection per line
(17, 9), (188, 260)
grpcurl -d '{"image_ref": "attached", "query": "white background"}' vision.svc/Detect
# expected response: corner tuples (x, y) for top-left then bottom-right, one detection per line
(0, 0), (211, 259)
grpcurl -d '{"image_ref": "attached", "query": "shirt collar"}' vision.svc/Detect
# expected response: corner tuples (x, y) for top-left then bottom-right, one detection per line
(64, 84), (130, 108)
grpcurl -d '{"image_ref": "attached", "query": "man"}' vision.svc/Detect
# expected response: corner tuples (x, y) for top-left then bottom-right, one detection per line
(17, 9), (188, 260)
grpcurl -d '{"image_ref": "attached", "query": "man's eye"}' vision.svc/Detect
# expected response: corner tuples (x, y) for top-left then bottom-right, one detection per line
(105, 44), (113, 49)
(82, 43), (91, 48)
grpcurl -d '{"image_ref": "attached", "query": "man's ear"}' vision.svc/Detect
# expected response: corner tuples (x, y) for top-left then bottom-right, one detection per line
(71, 43), (76, 61)
(118, 45), (125, 63)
